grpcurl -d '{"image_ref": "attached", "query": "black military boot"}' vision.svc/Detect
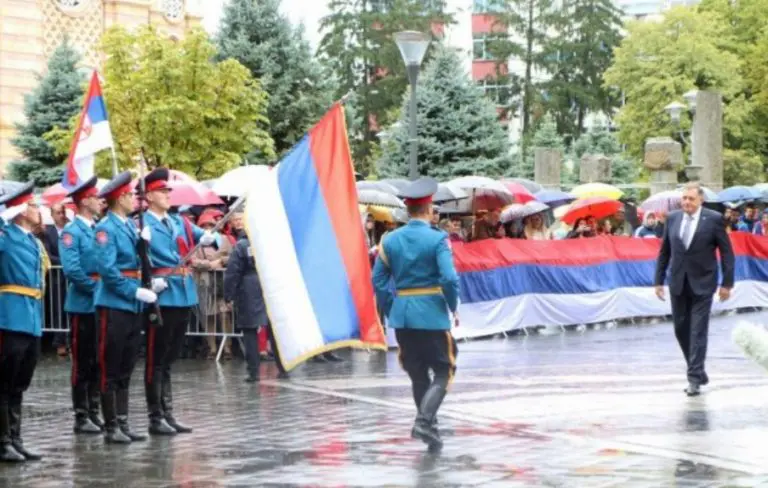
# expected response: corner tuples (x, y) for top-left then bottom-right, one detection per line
(9, 400), (42, 460)
(88, 384), (104, 430)
(101, 392), (131, 444)
(0, 405), (24, 463)
(161, 379), (191, 433)
(73, 386), (101, 434)
(146, 381), (176, 436)
(323, 351), (344, 362)
(116, 389), (146, 442)
(411, 385), (446, 452)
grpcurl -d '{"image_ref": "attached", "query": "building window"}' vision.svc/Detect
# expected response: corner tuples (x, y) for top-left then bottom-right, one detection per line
(477, 79), (512, 106)
(473, 0), (506, 14)
(473, 34), (502, 61)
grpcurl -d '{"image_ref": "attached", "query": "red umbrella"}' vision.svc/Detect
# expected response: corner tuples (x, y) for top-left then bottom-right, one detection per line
(167, 180), (223, 206)
(562, 197), (622, 225)
(501, 180), (535, 204)
(168, 169), (196, 182)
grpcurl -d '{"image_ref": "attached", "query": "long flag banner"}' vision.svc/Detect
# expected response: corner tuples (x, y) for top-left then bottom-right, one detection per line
(244, 103), (386, 370)
(445, 233), (768, 340)
(62, 71), (114, 189)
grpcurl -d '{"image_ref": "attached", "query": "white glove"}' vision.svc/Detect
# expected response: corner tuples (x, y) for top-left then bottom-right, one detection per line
(151, 277), (168, 293)
(140, 226), (152, 242)
(199, 231), (216, 246)
(135, 288), (158, 304)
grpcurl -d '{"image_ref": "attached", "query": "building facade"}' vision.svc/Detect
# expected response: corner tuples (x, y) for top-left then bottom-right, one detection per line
(0, 0), (203, 175)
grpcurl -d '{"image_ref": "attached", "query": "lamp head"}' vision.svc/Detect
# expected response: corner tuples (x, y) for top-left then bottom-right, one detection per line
(664, 101), (686, 125)
(683, 89), (699, 111)
(394, 31), (431, 67)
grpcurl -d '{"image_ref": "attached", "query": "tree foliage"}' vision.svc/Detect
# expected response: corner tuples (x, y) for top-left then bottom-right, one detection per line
(216, 0), (335, 160)
(53, 26), (274, 179)
(9, 38), (84, 186)
(571, 126), (637, 185)
(378, 45), (510, 179)
(319, 0), (452, 175)
(506, 112), (562, 180)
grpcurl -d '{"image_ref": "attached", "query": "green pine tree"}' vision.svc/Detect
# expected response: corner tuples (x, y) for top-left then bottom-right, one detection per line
(9, 38), (84, 186)
(378, 45), (511, 180)
(216, 0), (336, 160)
(319, 0), (453, 176)
(507, 112), (563, 180)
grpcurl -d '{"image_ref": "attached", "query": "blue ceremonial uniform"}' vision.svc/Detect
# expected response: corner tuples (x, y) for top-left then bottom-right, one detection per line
(60, 217), (99, 314)
(143, 211), (203, 308)
(373, 220), (459, 330)
(0, 224), (47, 338)
(93, 211), (141, 314)
(371, 177), (459, 452)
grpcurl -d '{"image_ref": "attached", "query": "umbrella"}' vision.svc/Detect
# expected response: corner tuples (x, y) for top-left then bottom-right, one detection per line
(640, 190), (683, 214)
(212, 165), (269, 197)
(168, 169), (196, 182)
(501, 181), (535, 204)
(506, 177), (542, 194)
(500, 204), (526, 223)
(42, 179), (109, 204)
(718, 185), (762, 203)
(379, 178), (410, 193)
(448, 176), (515, 211)
(167, 181), (224, 206)
(534, 189), (575, 207)
(561, 197), (623, 225)
(356, 181), (400, 195)
(571, 182), (623, 200)
(519, 200), (550, 219)
(433, 182), (469, 203)
(753, 183), (768, 200)
(357, 189), (404, 208)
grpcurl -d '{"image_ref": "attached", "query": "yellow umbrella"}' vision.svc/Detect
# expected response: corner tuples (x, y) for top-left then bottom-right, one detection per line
(365, 205), (395, 223)
(571, 183), (623, 200)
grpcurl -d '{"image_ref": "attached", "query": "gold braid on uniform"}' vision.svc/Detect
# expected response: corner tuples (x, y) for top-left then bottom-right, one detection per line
(36, 237), (50, 295)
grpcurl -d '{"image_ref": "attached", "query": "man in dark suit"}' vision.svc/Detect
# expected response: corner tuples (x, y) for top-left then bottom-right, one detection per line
(655, 182), (735, 396)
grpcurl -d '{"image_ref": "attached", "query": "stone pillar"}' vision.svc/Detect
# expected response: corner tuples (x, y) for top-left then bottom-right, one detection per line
(693, 90), (723, 191)
(579, 154), (612, 183)
(643, 137), (682, 195)
(534, 148), (562, 190)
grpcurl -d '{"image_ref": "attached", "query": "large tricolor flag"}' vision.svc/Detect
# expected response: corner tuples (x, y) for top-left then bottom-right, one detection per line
(62, 71), (114, 189)
(244, 103), (386, 370)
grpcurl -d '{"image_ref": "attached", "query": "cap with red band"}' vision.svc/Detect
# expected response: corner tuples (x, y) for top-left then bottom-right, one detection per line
(98, 171), (134, 200)
(143, 168), (172, 193)
(399, 177), (438, 207)
(66, 175), (100, 203)
(0, 182), (35, 209)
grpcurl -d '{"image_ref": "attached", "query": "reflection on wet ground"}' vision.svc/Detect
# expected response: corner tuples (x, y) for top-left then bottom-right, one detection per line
(2, 312), (768, 487)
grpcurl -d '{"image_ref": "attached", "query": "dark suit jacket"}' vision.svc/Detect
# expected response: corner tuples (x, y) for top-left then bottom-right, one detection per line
(41, 224), (62, 266)
(654, 208), (734, 296)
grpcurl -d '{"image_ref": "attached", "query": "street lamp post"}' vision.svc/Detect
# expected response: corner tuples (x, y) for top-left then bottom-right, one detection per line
(664, 91), (702, 181)
(394, 31), (431, 181)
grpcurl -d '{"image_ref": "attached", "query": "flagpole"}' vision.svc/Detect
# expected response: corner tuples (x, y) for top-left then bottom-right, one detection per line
(109, 147), (118, 177)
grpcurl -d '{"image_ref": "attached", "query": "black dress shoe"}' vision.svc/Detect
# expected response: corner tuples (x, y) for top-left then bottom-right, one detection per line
(165, 416), (192, 434)
(148, 418), (177, 436)
(11, 441), (42, 461)
(118, 418), (147, 442)
(245, 375), (259, 383)
(104, 428), (132, 444)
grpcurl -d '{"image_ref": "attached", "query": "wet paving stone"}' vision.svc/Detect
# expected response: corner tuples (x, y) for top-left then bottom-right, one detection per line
(2, 311), (768, 486)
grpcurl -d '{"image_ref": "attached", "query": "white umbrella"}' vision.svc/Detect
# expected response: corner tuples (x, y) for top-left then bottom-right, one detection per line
(356, 181), (400, 195)
(444, 176), (514, 213)
(357, 189), (405, 208)
(434, 182), (469, 203)
(212, 165), (270, 197)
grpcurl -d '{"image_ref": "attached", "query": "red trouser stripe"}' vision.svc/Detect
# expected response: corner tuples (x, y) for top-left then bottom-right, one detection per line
(70, 315), (80, 386)
(146, 327), (156, 384)
(99, 310), (108, 392)
(258, 326), (268, 353)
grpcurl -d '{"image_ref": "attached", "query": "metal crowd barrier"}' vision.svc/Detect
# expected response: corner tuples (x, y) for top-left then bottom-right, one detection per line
(43, 266), (243, 362)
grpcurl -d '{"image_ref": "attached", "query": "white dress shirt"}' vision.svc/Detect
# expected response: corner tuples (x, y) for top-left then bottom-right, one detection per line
(679, 206), (702, 249)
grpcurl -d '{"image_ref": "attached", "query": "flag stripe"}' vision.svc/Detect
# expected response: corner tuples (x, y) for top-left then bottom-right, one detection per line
(277, 137), (359, 343)
(86, 95), (108, 124)
(307, 104), (381, 342)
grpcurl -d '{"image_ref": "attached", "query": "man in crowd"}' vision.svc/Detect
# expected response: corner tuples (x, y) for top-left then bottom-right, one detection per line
(0, 183), (47, 462)
(94, 171), (157, 444)
(373, 177), (460, 452)
(140, 168), (215, 435)
(59, 176), (104, 434)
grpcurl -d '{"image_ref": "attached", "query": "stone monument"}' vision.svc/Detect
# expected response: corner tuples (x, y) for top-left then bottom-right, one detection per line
(693, 90), (723, 191)
(579, 154), (612, 184)
(534, 148), (562, 190)
(644, 137), (682, 195)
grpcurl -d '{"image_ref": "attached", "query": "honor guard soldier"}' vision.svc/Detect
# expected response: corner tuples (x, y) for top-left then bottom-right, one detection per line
(372, 177), (460, 452)
(0, 184), (48, 463)
(94, 171), (158, 444)
(59, 176), (104, 435)
(140, 168), (215, 435)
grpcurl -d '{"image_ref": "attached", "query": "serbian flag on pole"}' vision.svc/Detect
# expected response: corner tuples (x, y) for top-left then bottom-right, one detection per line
(62, 71), (114, 189)
(243, 103), (386, 370)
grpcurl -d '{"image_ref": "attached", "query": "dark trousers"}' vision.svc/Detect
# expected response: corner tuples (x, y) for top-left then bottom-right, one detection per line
(144, 307), (190, 418)
(0, 330), (39, 407)
(670, 277), (713, 386)
(70, 313), (101, 416)
(395, 329), (457, 409)
(97, 308), (143, 392)
(242, 324), (284, 377)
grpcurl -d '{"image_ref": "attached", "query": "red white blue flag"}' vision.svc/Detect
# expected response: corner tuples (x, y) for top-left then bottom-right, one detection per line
(62, 71), (114, 189)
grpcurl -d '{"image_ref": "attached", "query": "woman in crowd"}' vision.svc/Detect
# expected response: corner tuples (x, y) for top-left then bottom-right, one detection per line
(438, 219), (464, 242)
(634, 211), (659, 238)
(520, 213), (550, 240)
(753, 211), (768, 236)
(567, 217), (596, 239)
